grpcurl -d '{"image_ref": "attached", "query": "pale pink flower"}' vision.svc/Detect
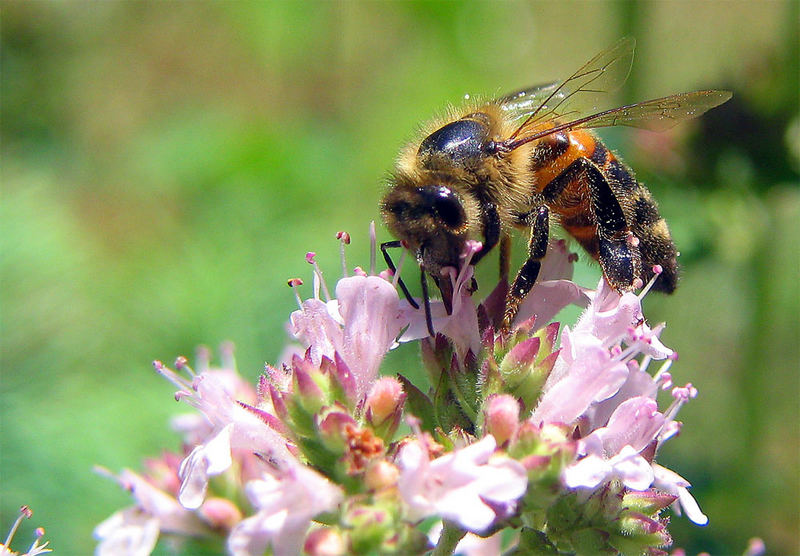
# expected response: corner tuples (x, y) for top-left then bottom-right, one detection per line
(290, 273), (408, 398)
(563, 444), (654, 491)
(398, 240), (483, 359)
(564, 396), (665, 491)
(512, 239), (589, 329)
(396, 435), (528, 533)
(155, 363), (292, 509)
(336, 274), (408, 396)
(94, 469), (209, 556)
(428, 522), (505, 556)
(530, 341), (629, 426)
(227, 464), (343, 556)
(653, 464), (708, 526)
(532, 276), (674, 427)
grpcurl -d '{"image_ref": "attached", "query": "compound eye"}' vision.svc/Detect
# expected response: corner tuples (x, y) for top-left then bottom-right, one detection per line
(419, 185), (465, 229)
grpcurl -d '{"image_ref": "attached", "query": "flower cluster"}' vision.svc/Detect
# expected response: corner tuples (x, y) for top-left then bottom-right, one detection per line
(96, 226), (709, 555)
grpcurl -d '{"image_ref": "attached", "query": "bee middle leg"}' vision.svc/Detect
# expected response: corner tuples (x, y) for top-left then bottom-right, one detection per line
(502, 205), (549, 331)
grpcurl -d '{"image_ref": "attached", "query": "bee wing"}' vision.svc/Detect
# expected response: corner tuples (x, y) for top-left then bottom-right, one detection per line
(500, 37), (636, 134)
(501, 90), (733, 150)
(558, 90), (734, 132)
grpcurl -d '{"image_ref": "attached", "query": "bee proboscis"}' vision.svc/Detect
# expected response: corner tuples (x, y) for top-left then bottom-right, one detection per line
(380, 37), (731, 336)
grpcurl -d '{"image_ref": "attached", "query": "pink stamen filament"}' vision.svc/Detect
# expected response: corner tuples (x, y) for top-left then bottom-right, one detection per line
(638, 265), (664, 300)
(369, 221), (377, 276)
(3, 508), (27, 548)
(337, 231), (350, 277)
(392, 250), (407, 288)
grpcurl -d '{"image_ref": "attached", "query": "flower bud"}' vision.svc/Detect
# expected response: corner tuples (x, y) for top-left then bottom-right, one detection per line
(364, 460), (399, 492)
(366, 377), (405, 423)
(304, 527), (346, 556)
(484, 394), (520, 446)
(623, 489), (677, 515)
(366, 377), (406, 440)
(200, 497), (242, 530)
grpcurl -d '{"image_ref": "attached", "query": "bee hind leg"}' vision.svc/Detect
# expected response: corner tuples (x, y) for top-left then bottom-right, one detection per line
(583, 160), (641, 291)
(502, 205), (549, 331)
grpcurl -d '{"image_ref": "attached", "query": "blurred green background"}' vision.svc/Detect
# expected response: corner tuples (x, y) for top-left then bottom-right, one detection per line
(2, 1), (798, 554)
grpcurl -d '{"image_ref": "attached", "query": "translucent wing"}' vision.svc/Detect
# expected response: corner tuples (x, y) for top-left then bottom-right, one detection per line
(499, 90), (733, 151)
(500, 37), (636, 136)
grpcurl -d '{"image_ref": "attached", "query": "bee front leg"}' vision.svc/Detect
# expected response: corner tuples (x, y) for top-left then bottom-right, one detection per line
(470, 201), (502, 266)
(502, 205), (549, 331)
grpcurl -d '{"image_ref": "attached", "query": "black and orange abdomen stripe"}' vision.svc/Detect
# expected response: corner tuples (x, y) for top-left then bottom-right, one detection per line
(531, 130), (679, 292)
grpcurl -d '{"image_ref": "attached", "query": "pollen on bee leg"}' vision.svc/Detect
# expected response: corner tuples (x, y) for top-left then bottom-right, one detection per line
(626, 232), (640, 247)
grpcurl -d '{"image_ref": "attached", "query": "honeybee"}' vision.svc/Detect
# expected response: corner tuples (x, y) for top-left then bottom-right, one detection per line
(380, 38), (731, 335)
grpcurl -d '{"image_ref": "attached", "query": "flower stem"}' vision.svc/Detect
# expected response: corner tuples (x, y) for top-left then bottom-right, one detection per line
(431, 521), (467, 556)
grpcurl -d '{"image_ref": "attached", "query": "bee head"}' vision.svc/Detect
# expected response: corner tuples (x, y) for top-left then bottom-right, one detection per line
(381, 183), (472, 272)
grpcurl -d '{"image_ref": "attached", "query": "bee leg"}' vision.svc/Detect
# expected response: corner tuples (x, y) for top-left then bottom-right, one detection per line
(583, 161), (640, 290)
(470, 202), (502, 266)
(419, 266), (435, 337)
(499, 234), (511, 281)
(502, 205), (549, 331)
(380, 240), (420, 309)
(542, 157), (639, 291)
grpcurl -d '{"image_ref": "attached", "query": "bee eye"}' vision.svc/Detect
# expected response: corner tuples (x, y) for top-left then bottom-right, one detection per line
(419, 186), (465, 228)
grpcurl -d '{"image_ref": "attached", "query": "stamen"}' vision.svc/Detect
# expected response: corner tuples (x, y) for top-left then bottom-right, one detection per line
(287, 278), (304, 309)
(662, 383), (697, 423)
(353, 266), (367, 277)
(195, 345), (211, 374)
(220, 341), (236, 371)
(392, 250), (407, 288)
(153, 360), (193, 392)
(337, 231), (350, 277)
(639, 355), (652, 372)
(175, 356), (195, 377)
(453, 240), (482, 289)
(306, 252), (331, 301)
(3, 506), (29, 547)
(638, 265), (663, 299)
(653, 357), (673, 381)
(369, 221), (377, 276)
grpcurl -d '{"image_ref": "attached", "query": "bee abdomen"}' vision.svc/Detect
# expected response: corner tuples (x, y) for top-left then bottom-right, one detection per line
(629, 186), (678, 293)
(598, 147), (677, 293)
